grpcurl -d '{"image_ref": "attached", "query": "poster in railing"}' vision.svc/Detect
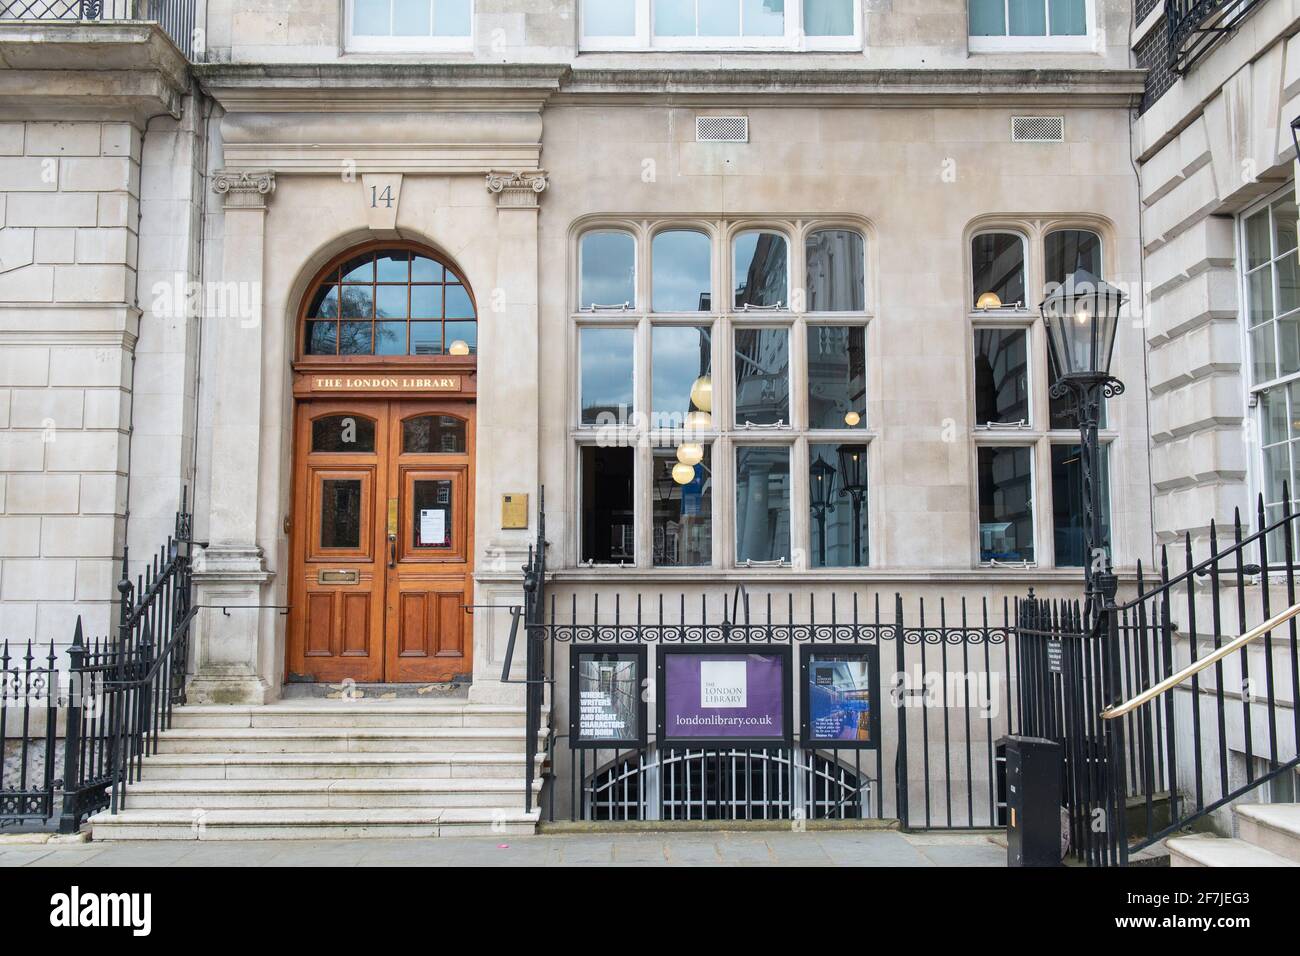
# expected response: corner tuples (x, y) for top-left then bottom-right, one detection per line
(800, 646), (879, 749)
(570, 648), (646, 748)
(658, 647), (791, 745)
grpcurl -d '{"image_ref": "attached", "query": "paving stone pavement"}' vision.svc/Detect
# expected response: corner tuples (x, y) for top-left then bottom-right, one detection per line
(0, 830), (1007, 867)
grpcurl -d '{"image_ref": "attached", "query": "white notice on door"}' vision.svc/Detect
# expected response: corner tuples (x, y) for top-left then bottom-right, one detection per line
(420, 509), (446, 546)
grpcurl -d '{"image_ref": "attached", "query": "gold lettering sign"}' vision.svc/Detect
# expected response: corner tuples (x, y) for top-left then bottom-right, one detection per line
(310, 375), (462, 393)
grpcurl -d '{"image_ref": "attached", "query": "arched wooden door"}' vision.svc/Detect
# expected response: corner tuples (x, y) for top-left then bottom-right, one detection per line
(288, 400), (475, 683)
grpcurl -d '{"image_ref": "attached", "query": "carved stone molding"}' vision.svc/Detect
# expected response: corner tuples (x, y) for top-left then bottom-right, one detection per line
(212, 169), (277, 209)
(486, 170), (548, 208)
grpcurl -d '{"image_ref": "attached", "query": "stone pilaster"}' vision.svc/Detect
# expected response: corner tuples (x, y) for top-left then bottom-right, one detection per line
(189, 168), (276, 705)
(470, 170), (546, 703)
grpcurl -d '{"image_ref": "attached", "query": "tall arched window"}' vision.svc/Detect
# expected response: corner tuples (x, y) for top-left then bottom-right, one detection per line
(301, 244), (477, 358)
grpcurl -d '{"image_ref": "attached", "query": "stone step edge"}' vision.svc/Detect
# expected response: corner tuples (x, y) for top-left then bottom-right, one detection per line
(1234, 803), (1300, 837)
(156, 728), (540, 738)
(136, 750), (543, 761)
(90, 808), (541, 826)
(125, 778), (541, 793)
(1166, 835), (1299, 867)
(176, 703), (528, 713)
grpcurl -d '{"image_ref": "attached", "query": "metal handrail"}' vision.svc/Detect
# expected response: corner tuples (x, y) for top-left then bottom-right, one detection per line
(1102, 600), (1300, 720)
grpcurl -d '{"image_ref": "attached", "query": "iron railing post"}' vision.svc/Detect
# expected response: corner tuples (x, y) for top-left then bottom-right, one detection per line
(57, 618), (86, 834)
(894, 592), (909, 829)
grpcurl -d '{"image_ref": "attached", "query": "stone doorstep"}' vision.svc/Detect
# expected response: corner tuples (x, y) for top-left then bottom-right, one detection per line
(169, 702), (530, 730)
(121, 777), (542, 810)
(1234, 804), (1300, 863)
(89, 807), (541, 842)
(152, 727), (545, 755)
(1166, 833), (1299, 867)
(131, 752), (544, 780)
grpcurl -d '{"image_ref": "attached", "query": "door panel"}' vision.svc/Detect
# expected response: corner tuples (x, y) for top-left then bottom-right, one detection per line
(385, 403), (474, 683)
(289, 399), (475, 683)
(289, 403), (388, 683)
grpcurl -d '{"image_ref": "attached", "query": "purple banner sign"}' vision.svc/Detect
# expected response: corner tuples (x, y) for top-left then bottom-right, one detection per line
(663, 652), (787, 740)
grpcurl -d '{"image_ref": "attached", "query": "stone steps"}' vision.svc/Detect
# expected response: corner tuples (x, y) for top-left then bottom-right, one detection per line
(1168, 799), (1300, 867)
(91, 807), (540, 841)
(1166, 833), (1297, 867)
(1233, 804), (1300, 863)
(122, 777), (540, 810)
(88, 699), (547, 841)
(124, 751), (540, 780)
(153, 727), (538, 754)
(170, 703), (527, 730)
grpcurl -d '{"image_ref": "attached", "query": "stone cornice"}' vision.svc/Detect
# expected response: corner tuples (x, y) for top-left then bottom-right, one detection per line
(194, 62), (567, 112)
(0, 22), (189, 119)
(194, 62), (1147, 110)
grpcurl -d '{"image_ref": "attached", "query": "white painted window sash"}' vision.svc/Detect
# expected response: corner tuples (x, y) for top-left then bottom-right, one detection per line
(967, 0), (1098, 54)
(344, 0), (476, 53)
(579, 0), (862, 53)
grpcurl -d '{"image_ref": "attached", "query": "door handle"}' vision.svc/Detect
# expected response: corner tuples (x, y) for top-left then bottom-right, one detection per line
(388, 535), (397, 568)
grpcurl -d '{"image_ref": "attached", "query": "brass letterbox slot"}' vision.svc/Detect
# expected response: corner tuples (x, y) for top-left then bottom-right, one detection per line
(318, 569), (360, 586)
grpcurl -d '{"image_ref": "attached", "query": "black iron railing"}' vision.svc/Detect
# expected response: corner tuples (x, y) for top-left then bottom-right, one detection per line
(0, 641), (59, 828)
(1020, 491), (1300, 865)
(1166, 0), (1265, 75)
(58, 500), (197, 831)
(0, 500), (196, 832)
(0, 1), (196, 58)
(519, 489), (548, 815)
(522, 555), (1019, 827)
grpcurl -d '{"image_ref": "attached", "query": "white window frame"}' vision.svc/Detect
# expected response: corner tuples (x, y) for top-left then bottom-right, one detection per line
(1240, 183), (1300, 523)
(967, 0), (1097, 54)
(344, 0), (475, 53)
(571, 217), (873, 572)
(968, 218), (1118, 570)
(579, 0), (862, 53)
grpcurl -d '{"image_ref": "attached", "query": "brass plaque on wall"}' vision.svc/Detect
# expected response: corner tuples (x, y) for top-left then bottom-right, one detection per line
(501, 494), (528, 530)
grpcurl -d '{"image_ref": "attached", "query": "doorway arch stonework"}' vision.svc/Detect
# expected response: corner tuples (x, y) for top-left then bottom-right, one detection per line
(189, 87), (548, 705)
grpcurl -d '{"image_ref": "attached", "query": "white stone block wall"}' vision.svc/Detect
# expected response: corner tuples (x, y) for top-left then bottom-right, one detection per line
(1135, 10), (1300, 548)
(129, 99), (207, 560)
(0, 119), (144, 648)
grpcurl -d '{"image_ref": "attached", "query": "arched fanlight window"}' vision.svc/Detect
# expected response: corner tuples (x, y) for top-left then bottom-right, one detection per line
(301, 244), (477, 358)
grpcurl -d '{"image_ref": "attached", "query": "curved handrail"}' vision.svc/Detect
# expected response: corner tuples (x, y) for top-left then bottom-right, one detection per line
(1101, 600), (1300, 720)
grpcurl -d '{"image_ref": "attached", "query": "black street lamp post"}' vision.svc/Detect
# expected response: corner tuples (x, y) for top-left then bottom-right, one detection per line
(1040, 269), (1125, 612)
(836, 444), (869, 567)
(810, 454), (837, 567)
(1041, 268), (1129, 860)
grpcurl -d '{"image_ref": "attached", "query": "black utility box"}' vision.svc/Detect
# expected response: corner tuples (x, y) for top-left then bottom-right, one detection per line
(1000, 735), (1062, 867)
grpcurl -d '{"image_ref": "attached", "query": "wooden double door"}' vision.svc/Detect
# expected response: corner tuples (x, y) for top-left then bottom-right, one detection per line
(288, 399), (475, 683)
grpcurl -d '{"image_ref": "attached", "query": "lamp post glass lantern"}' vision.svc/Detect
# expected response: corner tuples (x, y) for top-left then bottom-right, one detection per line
(1040, 269), (1125, 606)
(836, 444), (868, 567)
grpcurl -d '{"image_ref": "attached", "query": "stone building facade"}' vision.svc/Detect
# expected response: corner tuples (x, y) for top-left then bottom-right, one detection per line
(16, 0), (1299, 835)
(0, 2), (1154, 697)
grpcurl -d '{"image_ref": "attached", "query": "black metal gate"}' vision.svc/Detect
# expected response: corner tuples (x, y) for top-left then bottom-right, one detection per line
(521, 584), (1019, 828)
